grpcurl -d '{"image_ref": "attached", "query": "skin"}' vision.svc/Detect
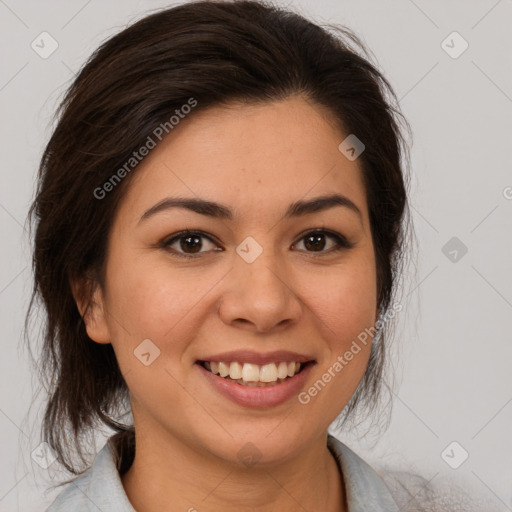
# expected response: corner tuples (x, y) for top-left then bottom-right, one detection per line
(75, 95), (378, 512)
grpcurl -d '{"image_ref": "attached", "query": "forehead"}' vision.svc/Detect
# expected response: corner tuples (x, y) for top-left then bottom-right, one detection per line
(116, 96), (369, 226)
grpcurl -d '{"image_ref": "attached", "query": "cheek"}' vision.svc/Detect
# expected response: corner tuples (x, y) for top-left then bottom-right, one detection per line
(300, 256), (377, 409)
(102, 259), (205, 411)
(106, 255), (204, 336)
(309, 255), (378, 343)
(103, 253), (231, 375)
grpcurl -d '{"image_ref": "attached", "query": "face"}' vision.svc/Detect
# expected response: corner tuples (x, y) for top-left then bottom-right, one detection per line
(80, 96), (378, 466)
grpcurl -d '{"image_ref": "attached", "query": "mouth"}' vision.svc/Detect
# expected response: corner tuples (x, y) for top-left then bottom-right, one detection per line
(195, 350), (316, 408)
(198, 360), (313, 387)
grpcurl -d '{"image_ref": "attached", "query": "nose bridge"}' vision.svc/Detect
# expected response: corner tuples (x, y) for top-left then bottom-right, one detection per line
(218, 234), (301, 332)
(235, 235), (288, 298)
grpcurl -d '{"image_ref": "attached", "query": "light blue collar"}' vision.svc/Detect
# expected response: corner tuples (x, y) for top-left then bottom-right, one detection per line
(47, 435), (399, 511)
(328, 434), (400, 512)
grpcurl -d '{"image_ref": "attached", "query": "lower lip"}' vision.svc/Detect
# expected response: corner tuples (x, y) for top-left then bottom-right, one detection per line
(197, 362), (314, 408)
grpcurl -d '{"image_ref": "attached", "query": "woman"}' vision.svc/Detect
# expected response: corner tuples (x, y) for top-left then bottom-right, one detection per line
(27, 1), (428, 510)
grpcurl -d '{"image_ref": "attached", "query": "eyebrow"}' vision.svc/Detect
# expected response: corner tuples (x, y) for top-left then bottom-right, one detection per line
(138, 193), (362, 224)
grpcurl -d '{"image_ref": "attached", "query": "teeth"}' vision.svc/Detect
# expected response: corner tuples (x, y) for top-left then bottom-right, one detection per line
(218, 362), (230, 378)
(277, 362), (288, 379)
(204, 360), (303, 384)
(229, 362), (243, 380)
(242, 363), (260, 382)
(260, 363), (278, 383)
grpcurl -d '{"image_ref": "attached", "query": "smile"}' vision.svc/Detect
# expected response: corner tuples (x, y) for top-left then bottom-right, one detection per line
(200, 361), (303, 387)
(197, 354), (315, 408)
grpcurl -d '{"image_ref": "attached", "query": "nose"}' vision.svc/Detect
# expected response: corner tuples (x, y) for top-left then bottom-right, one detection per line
(217, 247), (302, 334)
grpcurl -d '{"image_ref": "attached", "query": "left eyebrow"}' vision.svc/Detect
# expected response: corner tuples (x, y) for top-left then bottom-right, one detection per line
(138, 193), (362, 224)
(284, 194), (362, 221)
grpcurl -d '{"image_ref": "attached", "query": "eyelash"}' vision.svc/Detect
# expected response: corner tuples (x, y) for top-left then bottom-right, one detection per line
(159, 229), (354, 260)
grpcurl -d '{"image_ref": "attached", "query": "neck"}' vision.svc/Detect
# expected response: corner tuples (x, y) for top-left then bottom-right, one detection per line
(121, 427), (346, 512)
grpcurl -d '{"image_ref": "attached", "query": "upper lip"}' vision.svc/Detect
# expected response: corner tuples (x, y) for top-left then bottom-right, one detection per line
(197, 350), (315, 366)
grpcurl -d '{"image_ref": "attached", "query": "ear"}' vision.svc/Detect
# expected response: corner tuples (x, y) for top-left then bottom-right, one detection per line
(70, 277), (111, 344)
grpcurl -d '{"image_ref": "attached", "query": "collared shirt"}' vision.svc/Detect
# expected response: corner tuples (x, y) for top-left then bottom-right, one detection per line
(46, 434), (401, 511)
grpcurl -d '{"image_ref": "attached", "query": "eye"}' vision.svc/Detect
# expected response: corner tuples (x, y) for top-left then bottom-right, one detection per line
(292, 230), (354, 254)
(160, 230), (222, 259)
(160, 229), (353, 260)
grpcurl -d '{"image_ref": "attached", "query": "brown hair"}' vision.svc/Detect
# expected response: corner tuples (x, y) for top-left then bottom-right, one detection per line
(27, 0), (412, 475)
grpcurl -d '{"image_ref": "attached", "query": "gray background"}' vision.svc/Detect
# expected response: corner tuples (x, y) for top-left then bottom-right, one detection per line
(1, 0), (511, 510)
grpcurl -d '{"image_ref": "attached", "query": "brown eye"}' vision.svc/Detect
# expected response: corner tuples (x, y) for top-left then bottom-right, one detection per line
(162, 231), (221, 258)
(179, 234), (203, 254)
(303, 233), (327, 251)
(293, 230), (353, 254)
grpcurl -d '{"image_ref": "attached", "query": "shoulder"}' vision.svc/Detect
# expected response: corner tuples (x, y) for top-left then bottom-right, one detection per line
(380, 469), (501, 512)
(45, 469), (95, 511)
(328, 434), (401, 511)
(328, 435), (498, 512)
(45, 441), (135, 512)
